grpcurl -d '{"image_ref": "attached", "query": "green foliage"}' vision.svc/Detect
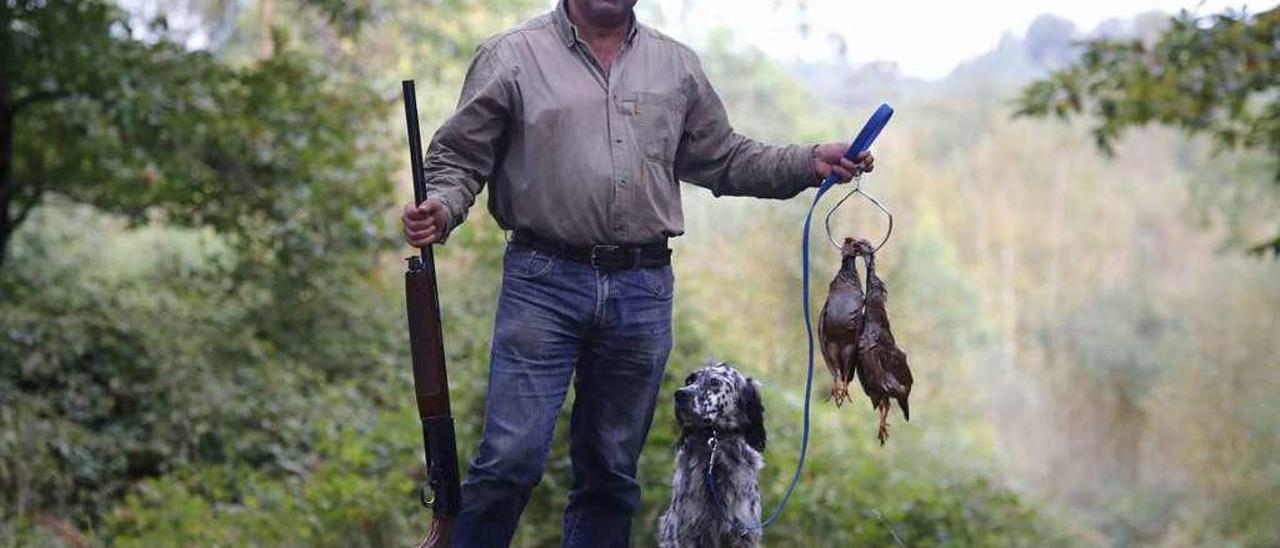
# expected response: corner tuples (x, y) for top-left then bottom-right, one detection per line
(6, 1), (1275, 546)
(1, 0), (395, 268)
(0, 201), (1067, 546)
(1015, 7), (1280, 254)
(2, 2), (399, 529)
(108, 415), (421, 547)
(297, 0), (373, 35)
(0, 204), (405, 530)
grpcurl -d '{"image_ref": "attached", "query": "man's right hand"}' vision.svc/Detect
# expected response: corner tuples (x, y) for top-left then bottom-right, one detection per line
(402, 199), (450, 248)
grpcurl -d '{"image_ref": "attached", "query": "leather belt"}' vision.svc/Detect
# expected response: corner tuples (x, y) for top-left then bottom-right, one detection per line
(511, 230), (671, 270)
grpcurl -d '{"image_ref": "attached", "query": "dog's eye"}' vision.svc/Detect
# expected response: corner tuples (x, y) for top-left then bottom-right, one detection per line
(707, 378), (722, 390)
(684, 373), (697, 385)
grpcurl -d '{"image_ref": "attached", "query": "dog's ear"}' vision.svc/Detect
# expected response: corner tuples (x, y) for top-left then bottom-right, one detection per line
(741, 378), (766, 453)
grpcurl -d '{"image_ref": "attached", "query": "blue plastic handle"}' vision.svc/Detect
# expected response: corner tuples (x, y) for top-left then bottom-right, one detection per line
(818, 103), (894, 193)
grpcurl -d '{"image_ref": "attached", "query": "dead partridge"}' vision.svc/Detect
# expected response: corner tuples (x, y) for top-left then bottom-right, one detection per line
(818, 237), (869, 406)
(853, 242), (913, 445)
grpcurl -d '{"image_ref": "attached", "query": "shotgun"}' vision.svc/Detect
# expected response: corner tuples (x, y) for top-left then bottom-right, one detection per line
(402, 80), (462, 548)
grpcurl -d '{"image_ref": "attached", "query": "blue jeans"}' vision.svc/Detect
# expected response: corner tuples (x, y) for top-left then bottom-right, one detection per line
(452, 243), (674, 548)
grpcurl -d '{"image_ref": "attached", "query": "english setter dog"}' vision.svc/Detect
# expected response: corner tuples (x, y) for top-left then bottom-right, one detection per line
(659, 361), (766, 548)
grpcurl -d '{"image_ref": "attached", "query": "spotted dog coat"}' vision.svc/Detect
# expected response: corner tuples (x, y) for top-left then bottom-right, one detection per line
(659, 361), (766, 548)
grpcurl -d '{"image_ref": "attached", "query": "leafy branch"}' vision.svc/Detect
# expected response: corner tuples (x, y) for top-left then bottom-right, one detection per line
(1016, 7), (1280, 255)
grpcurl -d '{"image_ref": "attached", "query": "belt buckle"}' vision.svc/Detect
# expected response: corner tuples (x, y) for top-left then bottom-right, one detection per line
(590, 245), (622, 268)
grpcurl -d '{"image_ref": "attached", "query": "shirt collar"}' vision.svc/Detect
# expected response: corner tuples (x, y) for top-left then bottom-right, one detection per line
(555, 0), (639, 49)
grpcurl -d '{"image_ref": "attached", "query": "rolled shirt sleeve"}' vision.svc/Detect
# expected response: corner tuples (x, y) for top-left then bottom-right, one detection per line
(421, 41), (516, 240)
(675, 55), (818, 199)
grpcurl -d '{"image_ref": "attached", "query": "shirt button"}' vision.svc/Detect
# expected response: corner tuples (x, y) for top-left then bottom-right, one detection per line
(619, 178), (627, 186)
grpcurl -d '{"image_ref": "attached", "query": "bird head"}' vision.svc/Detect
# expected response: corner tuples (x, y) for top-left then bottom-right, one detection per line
(840, 237), (860, 257)
(841, 237), (874, 257)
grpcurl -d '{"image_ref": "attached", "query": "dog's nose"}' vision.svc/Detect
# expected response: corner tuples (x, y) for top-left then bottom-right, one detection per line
(674, 389), (692, 404)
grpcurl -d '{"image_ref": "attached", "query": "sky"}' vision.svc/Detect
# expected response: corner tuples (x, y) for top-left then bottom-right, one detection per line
(630, 0), (1266, 79)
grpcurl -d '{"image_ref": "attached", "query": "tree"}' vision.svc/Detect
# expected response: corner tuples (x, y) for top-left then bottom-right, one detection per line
(1015, 7), (1280, 255)
(0, 0), (391, 270)
(0, 0), (399, 533)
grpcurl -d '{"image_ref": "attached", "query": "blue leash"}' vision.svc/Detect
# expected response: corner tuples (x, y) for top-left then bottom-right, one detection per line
(704, 104), (894, 535)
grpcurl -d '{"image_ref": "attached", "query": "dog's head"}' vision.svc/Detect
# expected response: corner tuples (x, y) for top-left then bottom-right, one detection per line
(674, 361), (766, 452)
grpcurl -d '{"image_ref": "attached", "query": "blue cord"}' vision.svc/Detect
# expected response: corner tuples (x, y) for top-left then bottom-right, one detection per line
(704, 104), (894, 534)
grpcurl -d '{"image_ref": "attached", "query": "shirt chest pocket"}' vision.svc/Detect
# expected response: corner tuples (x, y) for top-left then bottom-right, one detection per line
(618, 91), (685, 165)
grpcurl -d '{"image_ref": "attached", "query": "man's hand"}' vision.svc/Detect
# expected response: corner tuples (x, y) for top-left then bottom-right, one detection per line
(402, 199), (450, 248)
(812, 144), (875, 184)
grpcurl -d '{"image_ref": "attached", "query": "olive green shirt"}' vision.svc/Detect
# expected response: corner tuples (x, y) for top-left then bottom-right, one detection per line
(423, 2), (818, 246)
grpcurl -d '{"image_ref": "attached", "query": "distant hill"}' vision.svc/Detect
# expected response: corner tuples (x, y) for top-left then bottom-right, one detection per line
(787, 11), (1173, 109)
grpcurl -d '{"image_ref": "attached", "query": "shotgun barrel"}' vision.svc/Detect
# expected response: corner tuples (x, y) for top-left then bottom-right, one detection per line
(402, 80), (462, 548)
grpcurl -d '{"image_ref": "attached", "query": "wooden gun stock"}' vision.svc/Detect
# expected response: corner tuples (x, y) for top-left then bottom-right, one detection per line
(416, 517), (455, 548)
(403, 80), (462, 547)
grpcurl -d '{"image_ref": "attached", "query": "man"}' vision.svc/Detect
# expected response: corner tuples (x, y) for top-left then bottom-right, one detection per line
(402, 0), (872, 545)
